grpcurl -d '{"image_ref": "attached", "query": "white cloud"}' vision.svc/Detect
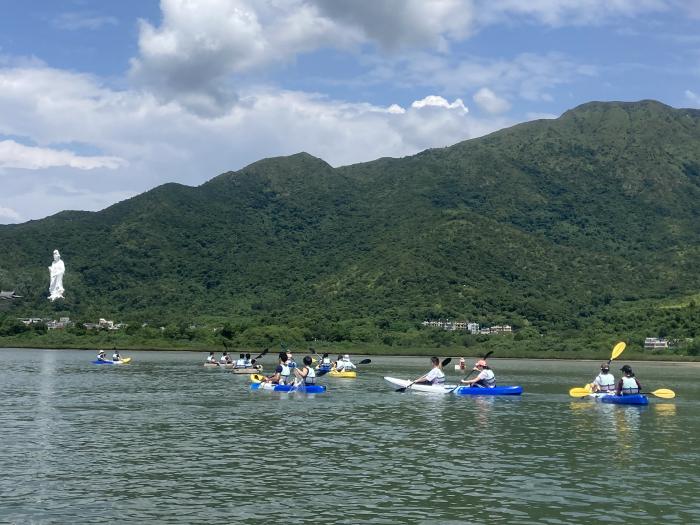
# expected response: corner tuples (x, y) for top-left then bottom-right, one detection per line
(0, 65), (513, 222)
(473, 87), (510, 113)
(476, 0), (669, 27)
(389, 52), (596, 103)
(52, 12), (119, 31)
(685, 89), (700, 105)
(386, 104), (406, 114)
(411, 95), (468, 112)
(310, 0), (475, 51)
(0, 205), (21, 222)
(0, 140), (125, 170)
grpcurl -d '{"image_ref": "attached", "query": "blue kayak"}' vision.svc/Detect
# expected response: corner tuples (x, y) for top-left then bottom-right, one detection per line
(592, 393), (649, 406)
(316, 364), (332, 372)
(454, 385), (523, 396)
(250, 382), (326, 394)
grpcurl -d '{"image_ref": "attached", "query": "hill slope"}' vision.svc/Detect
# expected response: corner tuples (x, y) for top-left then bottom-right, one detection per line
(2, 100), (700, 349)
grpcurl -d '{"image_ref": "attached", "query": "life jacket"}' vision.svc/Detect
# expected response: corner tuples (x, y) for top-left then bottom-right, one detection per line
(321, 357), (331, 365)
(279, 364), (291, 384)
(620, 376), (640, 395)
(112, 354), (120, 361)
(595, 373), (615, 392)
(431, 369), (446, 385)
(207, 356), (215, 362)
(235, 359), (246, 367)
(474, 369), (496, 388)
(305, 367), (316, 385)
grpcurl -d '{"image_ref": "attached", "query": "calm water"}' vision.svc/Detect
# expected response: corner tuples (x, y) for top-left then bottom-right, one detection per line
(1, 348), (698, 524)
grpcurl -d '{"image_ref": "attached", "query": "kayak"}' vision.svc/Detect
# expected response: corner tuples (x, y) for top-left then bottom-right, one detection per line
(316, 364), (332, 372)
(588, 392), (649, 406)
(204, 362), (227, 368)
(92, 357), (132, 365)
(329, 369), (356, 378)
(384, 377), (522, 396)
(250, 382), (326, 394)
(455, 385), (523, 396)
(231, 366), (263, 374)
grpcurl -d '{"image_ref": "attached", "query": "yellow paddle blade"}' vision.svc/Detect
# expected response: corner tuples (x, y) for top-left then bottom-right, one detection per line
(250, 374), (264, 383)
(569, 387), (591, 398)
(610, 342), (626, 361)
(584, 383), (593, 393)
(651, 388), (676, 399)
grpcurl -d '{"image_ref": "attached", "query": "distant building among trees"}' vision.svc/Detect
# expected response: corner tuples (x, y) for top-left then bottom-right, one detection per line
(421, 319), (512, 335)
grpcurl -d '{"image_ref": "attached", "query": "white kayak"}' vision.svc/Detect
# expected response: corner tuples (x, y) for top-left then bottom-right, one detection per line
(384, 376), (459, 394)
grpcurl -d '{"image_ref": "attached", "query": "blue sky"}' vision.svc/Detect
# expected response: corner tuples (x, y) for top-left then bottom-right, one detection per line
(1, 0), (700, 223)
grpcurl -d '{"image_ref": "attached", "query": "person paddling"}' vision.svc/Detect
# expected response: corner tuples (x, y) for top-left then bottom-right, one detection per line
(206, 351), (218, 365)
(411, 356), (445, 385)
(235, 353), (245, 367)
(97, 349), (108, 362)
(591, 362), (615, 392)
(616, 365), (641, 396)
(265, 352), (291, 385)
(112, 350), (121, 362)
(294, 356), (317, 387)
(461, 359), (496, 388)
(335, 354), (356, 372)
(220, 352), (232, 365)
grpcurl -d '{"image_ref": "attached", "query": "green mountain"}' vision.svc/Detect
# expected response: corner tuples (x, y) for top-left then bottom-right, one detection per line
(2, 100), (700, 353)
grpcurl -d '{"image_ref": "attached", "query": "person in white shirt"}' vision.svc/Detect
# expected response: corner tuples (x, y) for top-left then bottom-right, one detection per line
(235, 353), (246, 367)
(97, 350), (108, 362)
(244, 353), (253, 367)
(220, 352), (232, 364)
(411, 356), (445, 385)
(335, 354), (356, 372)
(112, 351), (121, 362)
(461, 359), (496, 388)
(206, 352), (217, 364)
(591, 363), (615, 392)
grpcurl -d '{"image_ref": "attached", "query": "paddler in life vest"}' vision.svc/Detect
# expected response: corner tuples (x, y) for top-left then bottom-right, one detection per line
(97, 349), (108, 362)
(590, 362), (615, 392)
(294, 356), (317, 387)
(112, 350), (121, 362)
(461, 359), (496, 388)
(235, 353), (246, 367)
(616, 365), (642, 396)
(411, 356), (445, 385)
(265, 352), (291, 385)
(206, 351), (217, 364)
(335, 354), (357, 372)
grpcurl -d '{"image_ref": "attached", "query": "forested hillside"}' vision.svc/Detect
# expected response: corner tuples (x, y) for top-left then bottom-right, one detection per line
(2, 100), (700, 356)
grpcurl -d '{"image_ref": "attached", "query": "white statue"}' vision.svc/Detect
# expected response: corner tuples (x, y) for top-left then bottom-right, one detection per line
(48, 249), (65, 301)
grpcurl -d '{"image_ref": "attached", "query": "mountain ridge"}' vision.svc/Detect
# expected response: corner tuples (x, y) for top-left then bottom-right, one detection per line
(2, 99), (700, 352)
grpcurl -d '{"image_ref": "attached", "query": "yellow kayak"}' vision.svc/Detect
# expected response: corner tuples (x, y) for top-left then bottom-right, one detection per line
(329, 369), (356, 378)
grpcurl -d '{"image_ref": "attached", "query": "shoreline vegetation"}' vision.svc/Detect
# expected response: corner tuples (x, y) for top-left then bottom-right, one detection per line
(2, 335), (699, 362)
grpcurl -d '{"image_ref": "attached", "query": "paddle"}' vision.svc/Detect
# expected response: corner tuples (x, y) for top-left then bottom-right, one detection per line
(569, 387), (675, 399)
(396, 358), (452, 392)
(317, 358), (371, 377)
(253, 348), (269, 361)
(574, 342), (626, 391)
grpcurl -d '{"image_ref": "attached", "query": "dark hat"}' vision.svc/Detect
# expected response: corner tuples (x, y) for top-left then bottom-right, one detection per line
(620, 364), (633, 373)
